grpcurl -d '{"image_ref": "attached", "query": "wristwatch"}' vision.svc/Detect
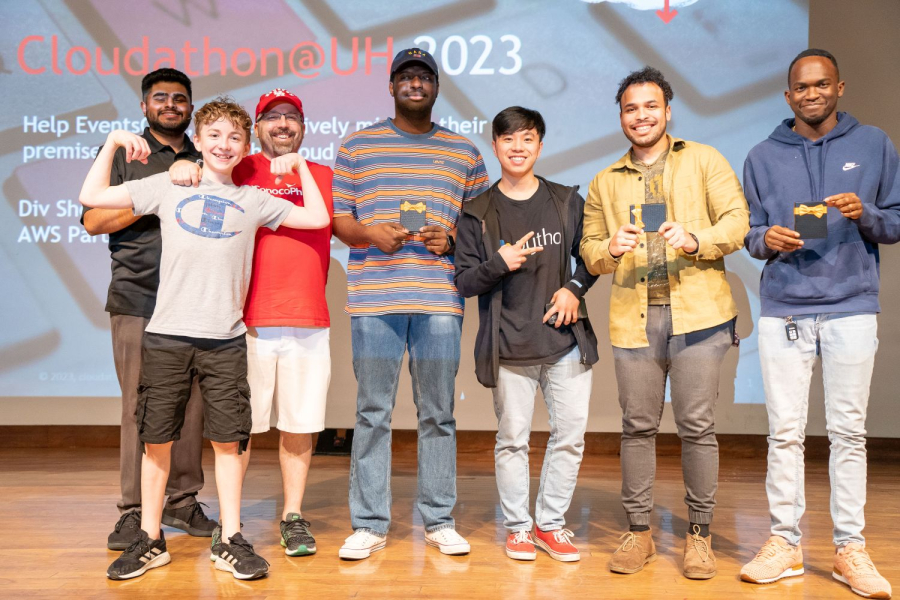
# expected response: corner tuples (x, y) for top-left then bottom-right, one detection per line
(446, 233), (456, 255)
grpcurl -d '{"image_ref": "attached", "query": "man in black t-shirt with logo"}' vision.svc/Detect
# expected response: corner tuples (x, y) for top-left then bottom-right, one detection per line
(455, 106), (598, 562)
(82, 68), (215, 550)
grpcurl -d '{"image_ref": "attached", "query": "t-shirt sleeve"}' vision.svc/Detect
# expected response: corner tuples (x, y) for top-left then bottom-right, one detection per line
(332, 141), (358, 218)
(464, 150), (490, 202)
(124, 172), (169, 216)
(255, 189), (295, 230)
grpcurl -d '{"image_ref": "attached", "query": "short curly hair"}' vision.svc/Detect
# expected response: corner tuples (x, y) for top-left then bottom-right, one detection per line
(615, 66), (674, 108)
(193, 96), (252, 142)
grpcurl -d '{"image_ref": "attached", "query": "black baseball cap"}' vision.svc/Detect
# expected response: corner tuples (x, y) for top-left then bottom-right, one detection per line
(390, 48), (439, 81)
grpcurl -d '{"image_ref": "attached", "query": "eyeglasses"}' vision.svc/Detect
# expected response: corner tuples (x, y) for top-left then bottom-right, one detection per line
(149, 92), (190, 103)
(259, 112), (303, 123)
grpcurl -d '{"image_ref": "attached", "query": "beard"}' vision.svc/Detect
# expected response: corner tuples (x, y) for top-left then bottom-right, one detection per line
(261, 127), (300, 157)
(146, 110), (191, 137)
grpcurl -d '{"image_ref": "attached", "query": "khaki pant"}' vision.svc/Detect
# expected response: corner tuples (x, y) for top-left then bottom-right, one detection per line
(111, 314), (204, 512)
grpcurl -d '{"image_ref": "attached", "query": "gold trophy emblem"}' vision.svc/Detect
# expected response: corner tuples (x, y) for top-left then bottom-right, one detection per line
(794, 203), (827, 218)
(631, 205), (644, 229)
(400, 201), (426, 213)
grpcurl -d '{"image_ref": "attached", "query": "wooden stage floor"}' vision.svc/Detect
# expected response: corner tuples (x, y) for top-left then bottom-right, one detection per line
(2, 446), (897, 599)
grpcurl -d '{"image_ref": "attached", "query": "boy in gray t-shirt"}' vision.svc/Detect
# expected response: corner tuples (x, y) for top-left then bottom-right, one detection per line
(79, 97), (329, 582)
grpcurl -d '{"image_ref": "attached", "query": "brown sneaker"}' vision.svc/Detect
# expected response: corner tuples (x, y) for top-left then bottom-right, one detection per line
(609, 529), (656, 574)
(833, 543), (892, 599)
(683, 525), (717, 580)
(740, 535), (804, 584)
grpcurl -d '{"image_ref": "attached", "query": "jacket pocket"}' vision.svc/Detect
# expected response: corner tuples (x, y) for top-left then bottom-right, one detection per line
(672, 183), (709, 225)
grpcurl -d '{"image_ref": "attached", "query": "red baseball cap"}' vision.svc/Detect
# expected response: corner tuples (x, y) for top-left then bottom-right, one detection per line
(255, 88), (304, 121)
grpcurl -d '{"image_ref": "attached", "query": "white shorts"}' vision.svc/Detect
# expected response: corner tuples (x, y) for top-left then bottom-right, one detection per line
(246, 326), (330, 434)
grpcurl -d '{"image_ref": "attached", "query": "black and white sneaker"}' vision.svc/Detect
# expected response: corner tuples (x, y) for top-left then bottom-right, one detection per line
(107, 529), (170, 580)
(162, 500), (217, 537)
(108, 510), (142, 551)
(211, 532), (269, 580)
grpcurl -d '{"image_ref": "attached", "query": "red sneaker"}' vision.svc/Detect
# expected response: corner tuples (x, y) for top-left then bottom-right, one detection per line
(534, 528), (580, 562)
(506, 530), (537, 561)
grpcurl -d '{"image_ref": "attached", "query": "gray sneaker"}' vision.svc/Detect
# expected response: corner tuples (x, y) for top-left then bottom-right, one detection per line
(280, 513), (317, 556)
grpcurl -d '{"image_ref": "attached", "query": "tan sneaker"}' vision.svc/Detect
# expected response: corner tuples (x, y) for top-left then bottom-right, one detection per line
(833, 543), (892, 599)
(609, 529), (656, 574)
(740, 535), (804, 584)
(683, 525), (717, 579)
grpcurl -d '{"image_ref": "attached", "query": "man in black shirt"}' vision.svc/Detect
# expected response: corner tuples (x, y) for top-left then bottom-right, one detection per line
(455, 107), (598, 562)
(82, 68), (215, 550)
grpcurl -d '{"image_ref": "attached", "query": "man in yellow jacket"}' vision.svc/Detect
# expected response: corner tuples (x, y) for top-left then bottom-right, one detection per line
(580, 67), (748, 580)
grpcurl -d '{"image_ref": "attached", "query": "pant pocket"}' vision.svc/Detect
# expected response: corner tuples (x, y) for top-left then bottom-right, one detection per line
(135, 383), (151, 436)
(237, 380), (252, 436)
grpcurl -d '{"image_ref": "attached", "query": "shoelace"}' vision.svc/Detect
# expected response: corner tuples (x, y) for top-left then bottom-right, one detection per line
(114, 511), (141, 533)
(842, 547), (878, 575)
(754, 539), (783, 561)
(348, 531), (381, 546)
(229, 536), (270, 567)
(187, 501), (211, 522)
(435, 529), (465, 543)
(615, 532), (637, 554)
(122, 535), (152, 559)
(553, 529), (575, 545)
(284, 518), (314, 545)
(689, 526), (710, 562)
(511, 530), (532, 545)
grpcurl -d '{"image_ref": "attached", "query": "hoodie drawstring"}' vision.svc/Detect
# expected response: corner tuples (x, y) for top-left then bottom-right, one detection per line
(798, 135), (829, 203)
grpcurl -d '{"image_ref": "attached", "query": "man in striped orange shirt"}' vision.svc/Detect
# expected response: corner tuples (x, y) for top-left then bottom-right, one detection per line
(332, 47), (489, 560)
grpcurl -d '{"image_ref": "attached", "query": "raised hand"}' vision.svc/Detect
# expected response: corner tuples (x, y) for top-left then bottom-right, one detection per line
(271, 152), (307, 185)
(498, 231), (543, 271)
(109, 131), (150, 164)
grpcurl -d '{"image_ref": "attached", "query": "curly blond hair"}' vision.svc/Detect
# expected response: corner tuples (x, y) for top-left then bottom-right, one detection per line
(193, 95), (252, 142)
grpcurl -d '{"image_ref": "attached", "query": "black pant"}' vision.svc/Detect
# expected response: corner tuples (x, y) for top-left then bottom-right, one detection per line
(137, 332), (251, 452)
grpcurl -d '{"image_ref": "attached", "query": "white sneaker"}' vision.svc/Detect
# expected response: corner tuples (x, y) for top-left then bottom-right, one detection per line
(338, 530), (386, 560)
(425, 528), (470, 555)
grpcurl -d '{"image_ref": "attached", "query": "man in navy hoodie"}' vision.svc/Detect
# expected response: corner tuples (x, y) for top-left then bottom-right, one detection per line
(740, 49), (900, 599)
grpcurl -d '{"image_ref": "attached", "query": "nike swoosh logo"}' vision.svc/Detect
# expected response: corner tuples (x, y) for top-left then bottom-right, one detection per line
(843, 163), (860, 171)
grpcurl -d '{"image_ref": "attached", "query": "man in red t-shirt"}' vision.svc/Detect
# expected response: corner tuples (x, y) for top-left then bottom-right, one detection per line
(171, 88), (333, 556)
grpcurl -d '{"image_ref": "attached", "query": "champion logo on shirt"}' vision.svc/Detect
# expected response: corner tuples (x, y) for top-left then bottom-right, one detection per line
(842, 162), (861, 171)
(176, 194), (245, 239)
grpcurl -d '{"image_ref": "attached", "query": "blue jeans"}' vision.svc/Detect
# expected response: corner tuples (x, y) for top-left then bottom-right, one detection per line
(492, 347), (592, 532)
(348, 314), (462, 535)
(758, 312), (877, 547)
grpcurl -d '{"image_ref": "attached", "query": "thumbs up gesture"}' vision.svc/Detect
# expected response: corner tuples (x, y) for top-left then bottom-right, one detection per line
(498, 231), (543, 271)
